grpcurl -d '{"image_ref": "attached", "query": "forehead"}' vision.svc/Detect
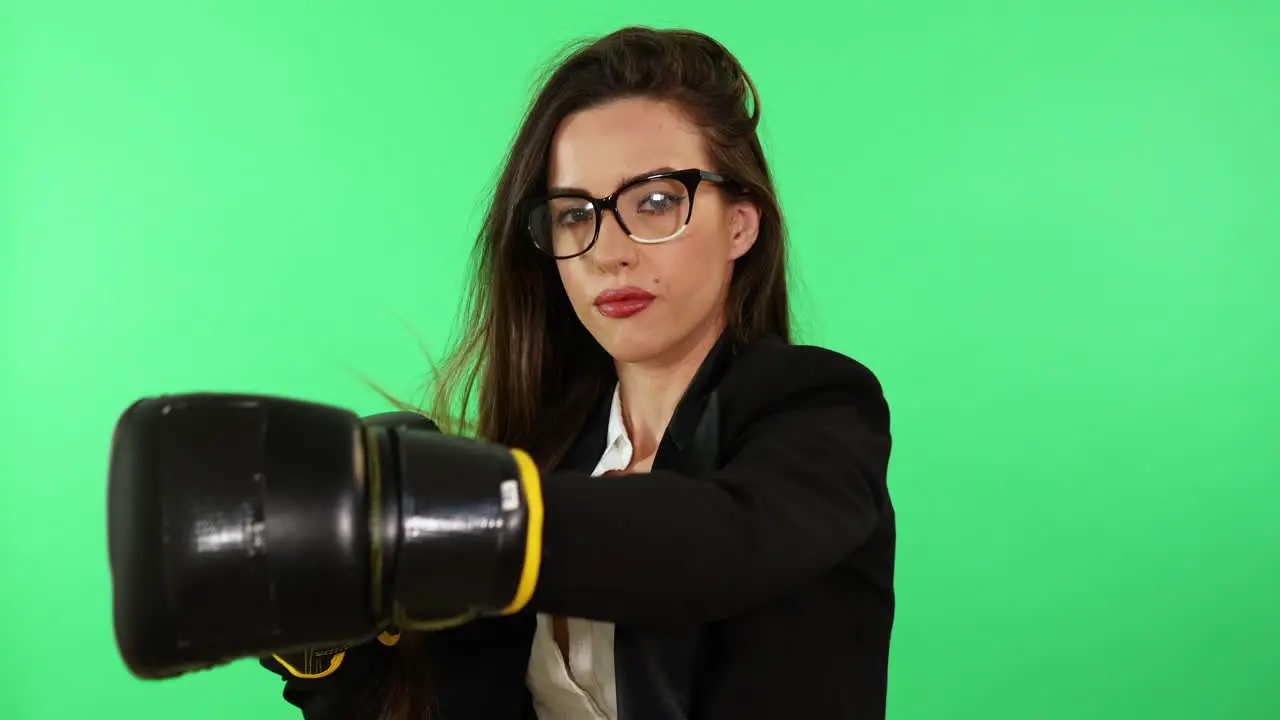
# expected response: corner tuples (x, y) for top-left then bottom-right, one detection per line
(548, 97), (710, 195)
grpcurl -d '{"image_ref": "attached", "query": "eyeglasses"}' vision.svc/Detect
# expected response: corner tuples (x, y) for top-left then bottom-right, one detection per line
(523, 168), (735, 259)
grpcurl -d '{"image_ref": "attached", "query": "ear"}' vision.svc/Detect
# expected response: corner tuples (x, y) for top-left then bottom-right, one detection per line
(726, 200), (761, 261)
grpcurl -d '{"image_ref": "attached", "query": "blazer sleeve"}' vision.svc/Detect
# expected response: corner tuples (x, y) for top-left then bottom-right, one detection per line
(258, 631), (401, 719)
(530, 345), (892, 624)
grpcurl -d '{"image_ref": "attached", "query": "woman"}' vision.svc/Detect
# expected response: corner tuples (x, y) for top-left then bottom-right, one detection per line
(262, 25), (894, 720)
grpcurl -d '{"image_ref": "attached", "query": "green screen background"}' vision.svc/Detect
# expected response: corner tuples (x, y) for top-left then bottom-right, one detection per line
(2, 1), (1277, 718)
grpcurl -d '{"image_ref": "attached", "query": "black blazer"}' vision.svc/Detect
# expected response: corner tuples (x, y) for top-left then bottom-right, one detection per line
(263, 334), (895, 719)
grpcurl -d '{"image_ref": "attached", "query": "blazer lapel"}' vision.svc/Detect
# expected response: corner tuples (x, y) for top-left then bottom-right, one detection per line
(615, 331), (739, 720)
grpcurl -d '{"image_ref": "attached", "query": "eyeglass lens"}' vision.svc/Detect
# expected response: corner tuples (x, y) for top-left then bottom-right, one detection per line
(531, 177), (691, 257)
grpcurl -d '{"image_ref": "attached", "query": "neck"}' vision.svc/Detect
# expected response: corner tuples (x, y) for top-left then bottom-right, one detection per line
(615, 320), (724, 461)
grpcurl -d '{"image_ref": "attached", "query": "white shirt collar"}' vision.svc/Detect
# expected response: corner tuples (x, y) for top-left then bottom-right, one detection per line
(606, 384), (628, 449)
(593, 384), (633, 475)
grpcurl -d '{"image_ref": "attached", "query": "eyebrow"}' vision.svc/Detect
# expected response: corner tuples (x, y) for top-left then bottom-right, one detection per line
(548, 166), (679, 196)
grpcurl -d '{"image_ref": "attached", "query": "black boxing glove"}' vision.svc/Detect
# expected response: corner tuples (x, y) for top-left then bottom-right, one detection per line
(107, 394), (543, 680)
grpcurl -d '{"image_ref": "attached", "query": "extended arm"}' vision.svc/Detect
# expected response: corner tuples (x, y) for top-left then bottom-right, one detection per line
(533, 368), (891, 624)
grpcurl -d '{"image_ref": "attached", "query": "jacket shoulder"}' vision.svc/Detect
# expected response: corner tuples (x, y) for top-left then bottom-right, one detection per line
(720, 340), (889, 433)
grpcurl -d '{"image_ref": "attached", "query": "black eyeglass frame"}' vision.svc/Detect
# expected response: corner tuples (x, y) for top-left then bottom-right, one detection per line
(522, 168), (737, 260)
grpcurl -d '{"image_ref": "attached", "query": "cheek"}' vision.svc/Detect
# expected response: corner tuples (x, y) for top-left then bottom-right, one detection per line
(555, 262), (579, 299)
(556, 262), (594, 312)
(657, 231), (734, 300)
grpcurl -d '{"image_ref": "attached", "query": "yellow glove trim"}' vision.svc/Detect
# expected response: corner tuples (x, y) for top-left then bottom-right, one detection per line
(272, 649), (346, 679)
(500, 448), (543, 615)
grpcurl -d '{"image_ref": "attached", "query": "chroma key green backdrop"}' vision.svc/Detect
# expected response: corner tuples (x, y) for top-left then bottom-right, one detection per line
(1, 1), (1277, 719)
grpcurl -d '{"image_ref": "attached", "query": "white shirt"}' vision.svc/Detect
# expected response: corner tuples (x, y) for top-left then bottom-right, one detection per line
(526, 385), (631, 720)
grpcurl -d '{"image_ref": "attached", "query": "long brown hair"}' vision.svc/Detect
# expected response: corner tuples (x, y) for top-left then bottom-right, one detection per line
(381, 26), (791, 720)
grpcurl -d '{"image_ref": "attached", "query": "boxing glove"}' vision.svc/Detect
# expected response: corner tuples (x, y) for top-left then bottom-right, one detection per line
(107, 393), (543, 680)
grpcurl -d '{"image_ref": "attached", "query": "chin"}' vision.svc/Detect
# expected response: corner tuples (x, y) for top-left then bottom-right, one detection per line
(589, 325), (675, 365)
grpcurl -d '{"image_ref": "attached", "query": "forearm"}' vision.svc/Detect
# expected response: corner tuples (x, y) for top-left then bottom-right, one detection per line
(533, 465), (882, 620)
(528, 401), (888, 624)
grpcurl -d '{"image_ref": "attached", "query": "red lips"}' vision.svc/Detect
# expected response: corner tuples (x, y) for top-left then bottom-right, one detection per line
(594, 286), (656, 319)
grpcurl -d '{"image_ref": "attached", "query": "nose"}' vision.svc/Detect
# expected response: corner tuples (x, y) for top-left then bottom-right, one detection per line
(589, 210), (638, 271)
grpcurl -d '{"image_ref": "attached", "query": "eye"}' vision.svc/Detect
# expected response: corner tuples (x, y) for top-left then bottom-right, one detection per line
(637, 192), (684, 214)
(555, 205), (594, 226)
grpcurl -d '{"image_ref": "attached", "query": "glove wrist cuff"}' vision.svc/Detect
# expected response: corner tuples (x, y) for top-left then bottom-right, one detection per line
(387, 432), (544, 629)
